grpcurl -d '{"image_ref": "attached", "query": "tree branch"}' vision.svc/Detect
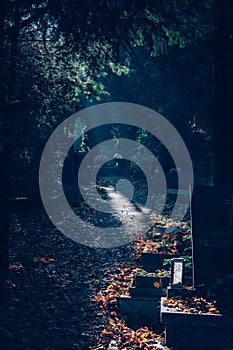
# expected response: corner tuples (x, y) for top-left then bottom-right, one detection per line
(4, 6), (49, 35)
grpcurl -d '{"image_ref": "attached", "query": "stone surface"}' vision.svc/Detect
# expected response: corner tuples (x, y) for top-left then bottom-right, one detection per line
(191, 186), (233, 286)
(63, 147), (80, 205)
(161, 297), (233, 349)
(135, 274), (170, 289)
(118, 295), (160, 324)
(141, 253), (177, 272)
(129, 286), (166, 297)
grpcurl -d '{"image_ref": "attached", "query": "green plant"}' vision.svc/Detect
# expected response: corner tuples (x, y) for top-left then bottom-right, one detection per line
(136, 128), (148, 144)
(182, 255), (192, 270)
(163, 259), (172, 268)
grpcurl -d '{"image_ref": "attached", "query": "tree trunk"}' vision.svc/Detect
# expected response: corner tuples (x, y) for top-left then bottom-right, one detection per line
(0, 1), (10, 49)
(0, 133), (12, 283)
(0, 8), (20, 283)
(214, 0), (233, 187)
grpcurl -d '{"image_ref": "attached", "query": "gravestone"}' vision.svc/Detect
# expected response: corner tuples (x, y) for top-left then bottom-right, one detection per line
(191, 186), (233, 287)
(63, 144), (79, 205)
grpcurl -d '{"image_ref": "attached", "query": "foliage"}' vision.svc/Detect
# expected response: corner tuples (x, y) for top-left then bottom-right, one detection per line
(0, 0), (213, 280)
(136, 128), (148, 144)
(47, 0), (213, 57)
(0, 0), (214, 165)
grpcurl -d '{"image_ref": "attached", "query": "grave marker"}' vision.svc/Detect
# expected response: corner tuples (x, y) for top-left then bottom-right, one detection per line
(63, 144), (79, 204)
(191, 186), (233, 287)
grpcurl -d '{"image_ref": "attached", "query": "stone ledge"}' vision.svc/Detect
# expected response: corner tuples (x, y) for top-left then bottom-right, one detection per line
(160, 297), (233, 349)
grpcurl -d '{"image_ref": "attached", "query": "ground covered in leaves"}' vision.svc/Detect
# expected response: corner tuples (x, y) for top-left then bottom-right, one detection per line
(0, 185), (191, 350)
(0, 208), (173, 350)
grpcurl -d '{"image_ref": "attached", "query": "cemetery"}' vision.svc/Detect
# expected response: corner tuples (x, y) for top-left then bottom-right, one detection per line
(1, 1), (233, 349)
(1, 182), (233, 349)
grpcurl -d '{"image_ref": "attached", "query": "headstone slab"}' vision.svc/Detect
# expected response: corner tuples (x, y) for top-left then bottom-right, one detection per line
(63, 144), (80, 205)
(191, 186), (233, 287)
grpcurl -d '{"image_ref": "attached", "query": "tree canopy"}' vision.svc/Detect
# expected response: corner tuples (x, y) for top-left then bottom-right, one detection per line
(0, 0), (214, 281)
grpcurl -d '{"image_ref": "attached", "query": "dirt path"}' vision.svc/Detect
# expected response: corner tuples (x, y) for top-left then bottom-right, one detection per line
(0, 181), (180, 349)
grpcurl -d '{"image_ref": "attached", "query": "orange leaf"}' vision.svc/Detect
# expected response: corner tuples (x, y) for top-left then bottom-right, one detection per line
(209, 307), (217, 312)
(153, 281), (160, 288)
(109, 320), (115, 327)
